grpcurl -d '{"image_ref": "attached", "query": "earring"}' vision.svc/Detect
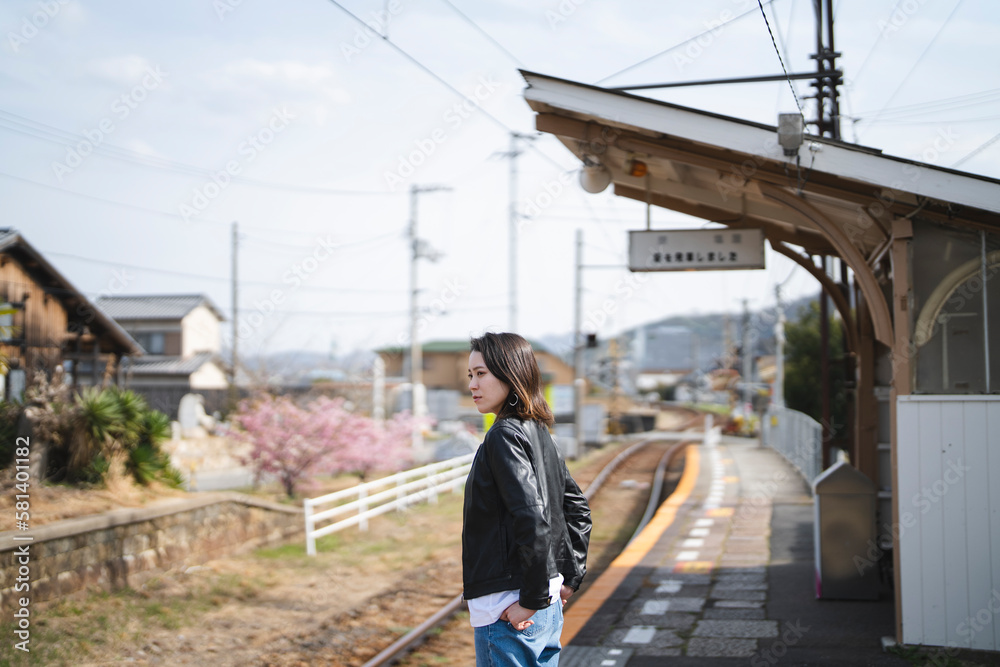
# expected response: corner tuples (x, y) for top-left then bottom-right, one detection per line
(508, 394), (518, 406)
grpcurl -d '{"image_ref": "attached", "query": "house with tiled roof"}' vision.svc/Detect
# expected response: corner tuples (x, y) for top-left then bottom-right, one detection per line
(0, 229), (141, 397)
(96, 294), (228, 417)
(375, 339), (575, 422)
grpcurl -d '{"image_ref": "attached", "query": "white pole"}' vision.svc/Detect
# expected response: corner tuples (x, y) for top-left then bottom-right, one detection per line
(304, 500), (316, 556)
(573, 230), (584, 459)
(373, 355), (385, 425)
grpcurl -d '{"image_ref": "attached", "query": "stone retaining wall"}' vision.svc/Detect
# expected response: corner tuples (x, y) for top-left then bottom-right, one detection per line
(0, 493), (303, 611)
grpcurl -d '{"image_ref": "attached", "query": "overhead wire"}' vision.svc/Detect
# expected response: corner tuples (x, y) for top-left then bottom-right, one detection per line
(755, 0), (806, 122)
(849, 0), (904, 91)
(855, 0), (967, 139)
(847, 88), (1000, 121)
(42, 242), (407, 295)
(593, 0), (780, 85)
(0, 169), (406, 244)
(768, 0), (801, 109)
(951, 131), (1000, 168)
(437, 0), (522, 65)
(0, 109), (396, 197)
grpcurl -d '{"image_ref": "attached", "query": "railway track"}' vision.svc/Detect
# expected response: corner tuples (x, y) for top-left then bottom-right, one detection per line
(359, 408), (703, 667)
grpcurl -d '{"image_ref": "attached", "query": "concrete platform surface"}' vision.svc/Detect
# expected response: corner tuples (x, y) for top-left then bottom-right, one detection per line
(564, 437), (998, 666)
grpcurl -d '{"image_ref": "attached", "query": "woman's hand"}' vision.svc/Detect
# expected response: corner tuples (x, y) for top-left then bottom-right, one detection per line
(500, 602), (535, 631)
(559, 585), (575, 605)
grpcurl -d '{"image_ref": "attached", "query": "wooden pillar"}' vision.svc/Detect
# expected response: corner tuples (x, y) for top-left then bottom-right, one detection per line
(854, 293), (879, 485)
(889, 217), (914, 643)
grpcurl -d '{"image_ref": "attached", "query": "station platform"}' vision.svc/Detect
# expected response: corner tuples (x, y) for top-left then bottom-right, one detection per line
(561, 436), (908, 666)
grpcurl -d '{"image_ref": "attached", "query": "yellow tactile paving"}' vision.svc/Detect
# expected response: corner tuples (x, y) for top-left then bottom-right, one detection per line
(561, 445), (701, 644)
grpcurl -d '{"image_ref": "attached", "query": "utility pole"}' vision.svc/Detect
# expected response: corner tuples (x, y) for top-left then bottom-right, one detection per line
(230, 221), (239, 406)
(811, 0), (842, 139)
(372, 355), (385, 425)
(409, 184), (448, 452)
(573, 229), (584, 457)
(609, 337), (622, 433)
(741, 298), (752, 412)
(774, 285), (785, 409)
(723, 313), (732, 369)
(499, 132), (535, 331)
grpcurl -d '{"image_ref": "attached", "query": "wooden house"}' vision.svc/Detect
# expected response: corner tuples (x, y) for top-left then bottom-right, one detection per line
(0, 229), (140, 398)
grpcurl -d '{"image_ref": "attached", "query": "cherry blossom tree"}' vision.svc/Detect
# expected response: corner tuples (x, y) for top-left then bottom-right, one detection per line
(232, 394), (419, 497)
(332, 409), (416, 481)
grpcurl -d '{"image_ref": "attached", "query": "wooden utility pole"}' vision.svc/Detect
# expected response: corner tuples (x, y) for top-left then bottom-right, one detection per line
(230, 221), (238, 405)
(408, 184), (449, 451)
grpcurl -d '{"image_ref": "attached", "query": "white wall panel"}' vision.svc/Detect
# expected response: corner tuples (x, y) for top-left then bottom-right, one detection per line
(898, 396), (1000, 652)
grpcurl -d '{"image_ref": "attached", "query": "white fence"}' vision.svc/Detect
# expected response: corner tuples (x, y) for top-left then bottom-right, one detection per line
(304, 453), (474, 556)
(761, 405), (823, 490)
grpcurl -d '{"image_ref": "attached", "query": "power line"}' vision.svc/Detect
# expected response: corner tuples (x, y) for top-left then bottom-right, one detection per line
(755, 0), (806, 121)
(42, 242), (407, 294)
(856, 0), (967, 140)
(847, 88), (1000, 120)
(437, 0), (522, 65)
(952, 131), (1000, 168)
(849, 0), (904, 91)
(768, 0), (802, 108)
(321, 0), (616, 239)
(851, 114), (1000, 126)
(0, 108), (398, 197)
(0, 169), (407, 243)
(594, 0), (779, 85)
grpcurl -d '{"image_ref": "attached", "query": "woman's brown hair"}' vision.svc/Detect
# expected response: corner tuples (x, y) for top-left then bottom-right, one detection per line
(470, 332), (555, 427)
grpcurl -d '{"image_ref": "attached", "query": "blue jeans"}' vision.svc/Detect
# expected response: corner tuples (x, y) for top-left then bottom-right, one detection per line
(474, 602), (563, 667)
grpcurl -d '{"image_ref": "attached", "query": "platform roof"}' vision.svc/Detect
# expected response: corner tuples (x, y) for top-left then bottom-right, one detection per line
(521, 70), (1000, 348)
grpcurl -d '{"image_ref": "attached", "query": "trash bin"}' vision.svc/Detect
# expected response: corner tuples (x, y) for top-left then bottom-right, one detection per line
(813, 460), (879, 600)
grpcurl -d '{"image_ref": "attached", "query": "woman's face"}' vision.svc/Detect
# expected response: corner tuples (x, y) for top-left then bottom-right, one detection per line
(468, 351), (510, 415)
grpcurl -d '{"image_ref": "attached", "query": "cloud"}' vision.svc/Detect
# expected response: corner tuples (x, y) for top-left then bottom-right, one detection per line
(85, 54), (155, 86)
(199, 58), (352, 116)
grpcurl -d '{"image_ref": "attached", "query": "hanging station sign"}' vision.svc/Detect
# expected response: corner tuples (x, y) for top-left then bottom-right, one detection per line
(628, 228), (766, 272)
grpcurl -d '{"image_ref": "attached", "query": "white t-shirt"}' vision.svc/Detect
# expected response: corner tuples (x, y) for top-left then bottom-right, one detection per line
(467, 575), (564, 628)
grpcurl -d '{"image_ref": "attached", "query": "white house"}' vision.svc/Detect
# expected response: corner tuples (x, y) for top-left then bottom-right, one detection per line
(96, 294), (228, 416)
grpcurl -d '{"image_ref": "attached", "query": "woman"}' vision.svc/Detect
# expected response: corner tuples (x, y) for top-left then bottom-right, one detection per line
(463, 332), (592, 666)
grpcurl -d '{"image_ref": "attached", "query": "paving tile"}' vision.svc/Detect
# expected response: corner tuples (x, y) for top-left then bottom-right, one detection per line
(718, 566), (766, 575)
(702, 607), (767, 620)
(559, 646), (634, 667)
(714, 599), (765, 608)
(605, 627), (683, 649)
(622, 626), (655, 644)
(685, 637), (758, 657)
(711, 580), (768, 591)
(650, 570), (711, 585)
(620, 606), (697, 630)
(634, 647), (683, 657)
(692, 619), (779, 638)
(652, 579), (683, 594)
(709, 588), (766, 601)
(715, 573), (766, 585)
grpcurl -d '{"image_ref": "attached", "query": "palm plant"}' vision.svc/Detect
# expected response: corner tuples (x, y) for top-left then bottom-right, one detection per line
(70, 386), (123, 470)
(69, 386), (183, 489)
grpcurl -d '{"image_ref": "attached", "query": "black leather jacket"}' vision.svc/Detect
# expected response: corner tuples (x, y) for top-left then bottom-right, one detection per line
(462, 417), (591, 610)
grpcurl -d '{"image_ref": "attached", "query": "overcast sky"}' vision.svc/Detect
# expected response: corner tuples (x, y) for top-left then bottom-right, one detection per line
(2, 0), (997, 362)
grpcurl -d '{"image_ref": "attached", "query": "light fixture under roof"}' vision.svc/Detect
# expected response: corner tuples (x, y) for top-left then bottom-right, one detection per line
(579, 156), (611, 193)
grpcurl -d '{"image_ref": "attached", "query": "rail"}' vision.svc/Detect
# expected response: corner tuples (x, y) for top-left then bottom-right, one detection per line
(303, 453), (474, 556)
(761, 405), (823, 489)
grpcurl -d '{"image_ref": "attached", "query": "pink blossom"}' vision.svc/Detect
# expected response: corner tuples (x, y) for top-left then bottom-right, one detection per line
(231, 394), (419, 497)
